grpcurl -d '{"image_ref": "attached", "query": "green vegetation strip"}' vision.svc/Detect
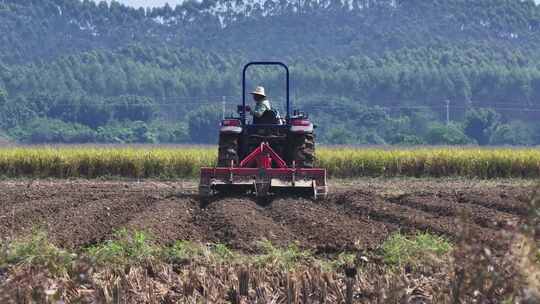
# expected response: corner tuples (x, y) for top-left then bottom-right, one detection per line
(0, 147), (539, 179)
(0, 230), (453, 274)
(381, 232), (453, 269)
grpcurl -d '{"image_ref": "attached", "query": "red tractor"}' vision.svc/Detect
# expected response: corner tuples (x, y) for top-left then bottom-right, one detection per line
(199, 62), (328, 199)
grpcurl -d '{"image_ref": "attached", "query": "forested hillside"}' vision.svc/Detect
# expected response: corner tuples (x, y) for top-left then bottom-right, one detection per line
(1, 0), (540, 145)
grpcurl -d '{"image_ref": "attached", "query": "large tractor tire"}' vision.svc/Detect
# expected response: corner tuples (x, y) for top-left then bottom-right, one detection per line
(290, 133), (315, 168)
(218, 133), (239, 167)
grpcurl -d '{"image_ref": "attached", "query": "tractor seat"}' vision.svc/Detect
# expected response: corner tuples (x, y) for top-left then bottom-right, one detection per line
(253, 109), (282, 125)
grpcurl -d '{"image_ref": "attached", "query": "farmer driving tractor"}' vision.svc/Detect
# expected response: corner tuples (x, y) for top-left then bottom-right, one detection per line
(250, 86), (271, 119)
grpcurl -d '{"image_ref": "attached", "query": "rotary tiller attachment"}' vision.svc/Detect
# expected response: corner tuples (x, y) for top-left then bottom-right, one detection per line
(199, 142), (328, 199)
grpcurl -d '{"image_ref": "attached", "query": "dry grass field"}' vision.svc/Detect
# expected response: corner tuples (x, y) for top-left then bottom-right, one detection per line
(0, 146), (539, 178)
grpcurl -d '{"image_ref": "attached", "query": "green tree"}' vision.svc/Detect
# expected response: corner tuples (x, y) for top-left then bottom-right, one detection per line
(389, 134), (425, 145)
(187, 105), (221, 144)
(0, 97), (37, 129)
(96, 121), (156, 144)
(426, 123), (471, 145)
(0, 89), (6, 108)
(111, 95), (156, 122)
(149, 121), (189, 143)
(131, 121), (156, 143)
(9, 118), (97, 143)
(464, 109), (501, 145)
(490, 121), (535, 146)
(77, 97), (111, 128)
(323, 127), (358, 145)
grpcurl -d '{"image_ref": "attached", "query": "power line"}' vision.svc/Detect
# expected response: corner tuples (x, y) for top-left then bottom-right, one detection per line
(302, 104), (540, 112)
(18, 96), (540, 113)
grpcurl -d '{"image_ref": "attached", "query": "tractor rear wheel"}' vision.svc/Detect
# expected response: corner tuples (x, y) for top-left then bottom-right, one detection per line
(290, 133), (315, 168)
(218, 133), (239, 167)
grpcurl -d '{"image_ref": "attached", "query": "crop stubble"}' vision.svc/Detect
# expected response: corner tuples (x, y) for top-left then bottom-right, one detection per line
(0, 179), (532, 255)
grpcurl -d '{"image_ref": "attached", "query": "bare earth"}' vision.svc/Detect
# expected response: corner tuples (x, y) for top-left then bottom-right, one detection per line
(0, 178), (534, 255)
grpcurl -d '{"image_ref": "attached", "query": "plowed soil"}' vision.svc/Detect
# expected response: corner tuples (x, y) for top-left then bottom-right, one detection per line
(0, 179), (534, 254)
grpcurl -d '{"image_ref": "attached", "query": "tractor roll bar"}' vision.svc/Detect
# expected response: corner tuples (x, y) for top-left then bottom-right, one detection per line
(242, 62), (290, 125)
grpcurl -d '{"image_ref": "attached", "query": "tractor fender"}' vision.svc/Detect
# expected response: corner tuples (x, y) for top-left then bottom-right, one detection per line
(220, 118), (242, 134)
(290, 124), (314, 133)
(220, 126), (243, 133)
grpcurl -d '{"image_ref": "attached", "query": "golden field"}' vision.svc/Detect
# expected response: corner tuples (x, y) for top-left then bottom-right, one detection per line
(0, 146), (539, 179)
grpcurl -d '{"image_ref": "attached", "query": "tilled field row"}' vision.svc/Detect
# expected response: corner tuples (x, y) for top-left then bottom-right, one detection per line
(0, 179), (533, 254)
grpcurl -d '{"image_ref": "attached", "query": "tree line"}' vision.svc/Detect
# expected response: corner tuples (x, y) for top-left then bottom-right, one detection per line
(1, 0), (539, 63)
(0, 0), (539, 145)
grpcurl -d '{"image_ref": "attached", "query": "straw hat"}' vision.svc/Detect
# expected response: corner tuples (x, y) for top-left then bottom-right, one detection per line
(250, 86), (266, 97)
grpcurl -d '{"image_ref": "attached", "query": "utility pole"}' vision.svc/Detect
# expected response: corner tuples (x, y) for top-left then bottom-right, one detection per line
(445, 99), (450, 125)
(222, 96), (226, 120)
(445, 99), (451, 125)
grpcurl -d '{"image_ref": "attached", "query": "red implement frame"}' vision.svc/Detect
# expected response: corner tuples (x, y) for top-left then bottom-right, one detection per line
(199, 142), (327, 199)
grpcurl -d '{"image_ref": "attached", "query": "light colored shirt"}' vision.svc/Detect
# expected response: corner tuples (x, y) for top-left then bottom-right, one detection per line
(253, 99), (271, 118)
